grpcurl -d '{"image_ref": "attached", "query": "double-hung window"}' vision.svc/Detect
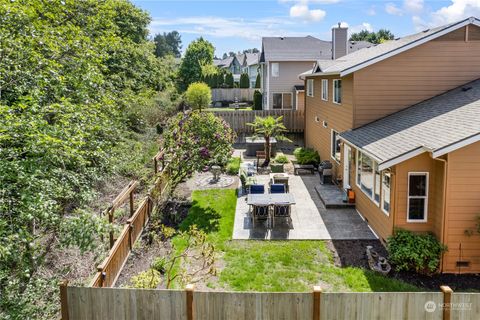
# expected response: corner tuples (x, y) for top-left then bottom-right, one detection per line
(381, 171), (391, 215)
(321, 79), (328, 101)
(333, 79), (342, 104)
(407, 173), (428, 222)
(271, 63), (279, 77)
(331, 130), (341, 162)
(307, 79), (314, 97)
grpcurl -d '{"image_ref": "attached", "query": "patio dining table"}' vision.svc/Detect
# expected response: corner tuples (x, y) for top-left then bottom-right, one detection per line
(247, 193), (296, 206)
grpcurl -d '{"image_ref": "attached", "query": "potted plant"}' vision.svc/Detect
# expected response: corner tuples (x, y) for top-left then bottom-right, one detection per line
(270, 154), (289, 173)
(293, 147), (320, 166)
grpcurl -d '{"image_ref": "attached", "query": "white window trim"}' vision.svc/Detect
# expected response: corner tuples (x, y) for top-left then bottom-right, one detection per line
(381, 171), (391, 216)
(272, 92), (293, 110)
(355, 149), (381, 208)
(407, 172), (429, 223)
(373, 163), (380, 206)
(271, 62), (279, 77)
(321, 79), (328, 101)
(332, 79), (342, 105)
(307, 79), (314, 97)
(330, 130), (341, 163)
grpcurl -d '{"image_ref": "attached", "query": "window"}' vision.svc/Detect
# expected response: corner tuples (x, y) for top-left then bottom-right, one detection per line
(408, 173), (428, 222)
(381, 171), (391, 215)
(321, 79), (328, 101)
(333, 79), (342, 104)
(331, 130), (341, 162)
(307, 79), (314, 97)
(374, 164), (380, 204)
(357, 151), (374, 197)
(272, 93), (292, 109)
(271, 63), (279, 77)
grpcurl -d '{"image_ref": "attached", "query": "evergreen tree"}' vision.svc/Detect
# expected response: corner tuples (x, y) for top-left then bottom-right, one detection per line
(225, 72), (234, 88)
(254, 73), (261, 88)
(240, 73), (250, 88)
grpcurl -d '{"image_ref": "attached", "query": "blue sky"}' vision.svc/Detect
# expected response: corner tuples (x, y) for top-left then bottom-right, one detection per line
(132, 0), (480, 57)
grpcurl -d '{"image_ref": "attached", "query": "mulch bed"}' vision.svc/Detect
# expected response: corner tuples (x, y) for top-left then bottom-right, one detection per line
(327, 240), (480, 292)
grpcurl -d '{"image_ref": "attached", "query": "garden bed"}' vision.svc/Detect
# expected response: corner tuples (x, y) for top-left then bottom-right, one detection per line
(328, 239), (480, 292)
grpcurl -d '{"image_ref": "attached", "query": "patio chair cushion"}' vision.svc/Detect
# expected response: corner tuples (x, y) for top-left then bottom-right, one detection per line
(253, 205), (269, 219)
(270, 184), (286, 194)
(273, 204), (291, 217)
(250, 184), (265, 194)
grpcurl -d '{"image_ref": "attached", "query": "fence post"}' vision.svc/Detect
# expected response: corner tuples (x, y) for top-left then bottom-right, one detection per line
(128, 224), (133, 250)
(186, 284), (195, 320)
(129, 192), (135, 217)
(313, 286), (322, 320)
(108, 208), (115, 248)
(60, 280), (69, 320)
(441, 285), (453, 320)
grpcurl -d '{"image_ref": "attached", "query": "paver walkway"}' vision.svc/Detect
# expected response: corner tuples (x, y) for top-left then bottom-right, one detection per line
(232, 171), (377, 240)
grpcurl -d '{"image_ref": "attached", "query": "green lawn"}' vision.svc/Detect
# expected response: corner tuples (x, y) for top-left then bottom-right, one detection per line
(173, 189), (419, 292)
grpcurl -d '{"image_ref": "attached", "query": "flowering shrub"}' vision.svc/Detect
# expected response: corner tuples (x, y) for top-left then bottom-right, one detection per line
(163, 111), (236, 186)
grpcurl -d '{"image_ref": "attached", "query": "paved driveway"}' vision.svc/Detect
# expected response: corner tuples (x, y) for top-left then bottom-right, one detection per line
(232, 172), (377, 240)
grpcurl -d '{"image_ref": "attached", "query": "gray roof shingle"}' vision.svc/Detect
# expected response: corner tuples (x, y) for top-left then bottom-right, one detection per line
(340, 79), (480, 167)
(260, 36), (373, 62)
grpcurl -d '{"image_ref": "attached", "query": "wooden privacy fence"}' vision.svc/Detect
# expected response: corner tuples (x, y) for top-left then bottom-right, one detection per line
(211, 88), (257, 102)
(89, 150), (171, 288)
(61, 285), (480, 320)
(213, 110), (305, 133)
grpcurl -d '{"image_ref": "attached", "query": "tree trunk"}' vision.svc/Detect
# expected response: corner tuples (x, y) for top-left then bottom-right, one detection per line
(264, 136), (270, 166)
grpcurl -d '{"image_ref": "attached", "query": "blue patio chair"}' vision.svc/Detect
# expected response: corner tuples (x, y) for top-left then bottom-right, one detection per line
(269, 184), (286, 194)
(250, 184), (265, 194)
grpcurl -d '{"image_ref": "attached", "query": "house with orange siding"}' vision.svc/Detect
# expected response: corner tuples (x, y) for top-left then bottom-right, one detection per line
(301, 17), (480, 273)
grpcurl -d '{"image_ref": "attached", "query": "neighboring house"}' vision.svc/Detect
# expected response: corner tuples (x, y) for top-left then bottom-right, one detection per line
(260, 25), (371, 110)
(301, 17), (480, 273)
(213, 55), (242, 83)
(240, 52), (260, 88)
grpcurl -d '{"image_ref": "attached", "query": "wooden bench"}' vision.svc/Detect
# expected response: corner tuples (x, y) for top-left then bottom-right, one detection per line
(294, 164), (315, 175)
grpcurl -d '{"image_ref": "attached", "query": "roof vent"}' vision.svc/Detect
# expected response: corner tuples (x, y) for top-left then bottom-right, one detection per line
(280, 37), (284, 40)
(422, 29), (430, 33)
(462, 86), (472, 92)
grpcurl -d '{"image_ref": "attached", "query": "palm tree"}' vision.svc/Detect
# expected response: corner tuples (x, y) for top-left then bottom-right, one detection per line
(248, 116), (291, 166)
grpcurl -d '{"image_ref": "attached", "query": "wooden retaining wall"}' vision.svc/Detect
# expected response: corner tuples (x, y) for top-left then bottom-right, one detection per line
(213, 110), (304, 133)
(211, 88), (257, 102)
(61, 285), (479, 320)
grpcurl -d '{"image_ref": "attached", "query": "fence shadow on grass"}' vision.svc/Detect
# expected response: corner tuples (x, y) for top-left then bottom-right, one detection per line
(178, 199), (221, 234)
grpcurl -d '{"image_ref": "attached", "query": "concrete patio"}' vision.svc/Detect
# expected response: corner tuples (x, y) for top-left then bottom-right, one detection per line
(232, 170), (377, 240)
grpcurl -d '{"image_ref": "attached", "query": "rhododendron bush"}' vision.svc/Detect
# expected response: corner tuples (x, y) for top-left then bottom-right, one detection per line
(162, 111), (236, 185)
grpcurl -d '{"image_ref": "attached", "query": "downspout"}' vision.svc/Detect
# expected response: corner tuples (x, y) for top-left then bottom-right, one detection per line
(390, 169), (397, 237)
(435, 157), (448, 273)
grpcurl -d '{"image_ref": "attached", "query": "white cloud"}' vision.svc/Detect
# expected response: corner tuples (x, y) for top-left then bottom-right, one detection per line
(351, 22), (374, 34)
(150, 16), (303, 42)
(385, 3), (403, 16)
(332, 22), (374, 35)
(430, 0), (480, 25)
(409, 0), (479, 31)
(366, 6), (376, 16)
(289, 3), (326, 21)
(279, 0), (340, 3)
(404, 0), (424, 13)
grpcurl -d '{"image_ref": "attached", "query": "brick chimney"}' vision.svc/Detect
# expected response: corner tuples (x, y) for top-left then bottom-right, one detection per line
(332, 22), (348, 59)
